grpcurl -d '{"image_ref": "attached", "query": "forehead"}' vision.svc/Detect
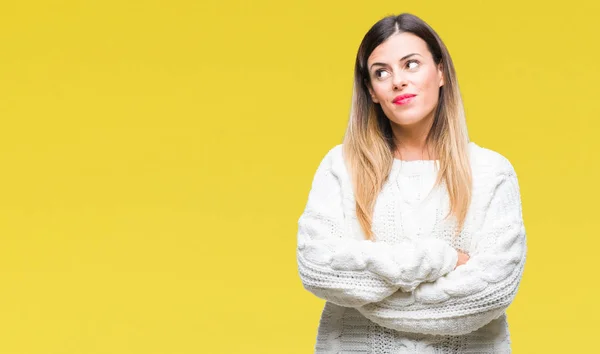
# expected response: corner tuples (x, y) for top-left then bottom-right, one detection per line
(367, 32), (430, 64)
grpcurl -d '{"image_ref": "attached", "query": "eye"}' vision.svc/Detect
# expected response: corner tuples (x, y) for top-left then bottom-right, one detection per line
(406, 59), (420, 70)
(374, 69), (390, 79)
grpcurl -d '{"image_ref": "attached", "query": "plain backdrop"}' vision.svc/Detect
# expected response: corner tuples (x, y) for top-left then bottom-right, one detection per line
(0, 1), (598, 353)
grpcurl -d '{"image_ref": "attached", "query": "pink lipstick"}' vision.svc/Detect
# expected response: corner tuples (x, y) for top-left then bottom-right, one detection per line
(393, 94), (416, 105)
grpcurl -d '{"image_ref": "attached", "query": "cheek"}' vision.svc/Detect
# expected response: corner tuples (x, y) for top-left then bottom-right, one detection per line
(426, 70), (442, 90)
(418, 74), (441, 100)
(371, 82), (387, 97)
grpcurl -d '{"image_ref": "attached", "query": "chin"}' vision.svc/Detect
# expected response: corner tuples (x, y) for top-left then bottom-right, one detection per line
(390, 115), (425, 127)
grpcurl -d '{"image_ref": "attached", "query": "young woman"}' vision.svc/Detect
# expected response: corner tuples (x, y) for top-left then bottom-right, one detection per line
(296, 13), (527, 353)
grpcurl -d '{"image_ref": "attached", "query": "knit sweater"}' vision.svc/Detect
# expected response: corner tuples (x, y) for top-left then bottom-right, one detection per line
(296, 142), (527, 353)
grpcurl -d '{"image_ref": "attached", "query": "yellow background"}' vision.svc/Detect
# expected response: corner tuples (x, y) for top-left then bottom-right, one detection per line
(0, 0), (597, 353)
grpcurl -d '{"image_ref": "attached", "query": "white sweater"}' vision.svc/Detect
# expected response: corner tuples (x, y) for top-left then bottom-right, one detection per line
(296, 142), (527, 353)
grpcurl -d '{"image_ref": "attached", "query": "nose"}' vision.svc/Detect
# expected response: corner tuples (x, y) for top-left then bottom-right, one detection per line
(392, 71), (408, 90)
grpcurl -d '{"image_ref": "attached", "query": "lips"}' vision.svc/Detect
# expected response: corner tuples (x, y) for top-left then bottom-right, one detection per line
(393, 94), (417, 104)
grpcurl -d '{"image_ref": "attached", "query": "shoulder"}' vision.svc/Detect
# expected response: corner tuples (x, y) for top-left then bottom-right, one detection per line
(468, 143), (524, 217)
(305, 144), (351, 195)
(328, 143), (344, 160)
(469, 141), (517, 178)
(316, 143), (346, 173)
(323, 143), (344, 160)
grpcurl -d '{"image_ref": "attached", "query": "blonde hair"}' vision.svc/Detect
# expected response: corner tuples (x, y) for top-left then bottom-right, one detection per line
(342, 13), (472, 241)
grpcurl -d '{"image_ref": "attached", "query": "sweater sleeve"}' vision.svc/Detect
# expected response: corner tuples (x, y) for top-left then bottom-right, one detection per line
(356, 157), (527, 335)
(296, 146), (459, 308)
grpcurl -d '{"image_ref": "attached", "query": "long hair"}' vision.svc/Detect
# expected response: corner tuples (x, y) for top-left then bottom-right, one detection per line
(342, 13), (472, 241)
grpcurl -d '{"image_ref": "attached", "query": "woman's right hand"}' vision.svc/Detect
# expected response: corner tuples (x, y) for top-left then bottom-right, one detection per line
(455, 250), (470, 269)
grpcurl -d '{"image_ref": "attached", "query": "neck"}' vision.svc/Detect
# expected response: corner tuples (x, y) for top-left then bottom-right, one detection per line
(390, 114), (436, 160)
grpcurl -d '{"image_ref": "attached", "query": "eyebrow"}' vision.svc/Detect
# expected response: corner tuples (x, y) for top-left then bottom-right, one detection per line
(369, 53), (422, 70)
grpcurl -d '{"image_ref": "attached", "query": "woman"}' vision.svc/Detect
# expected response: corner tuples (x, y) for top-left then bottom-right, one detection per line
(296, 13), (527, 353)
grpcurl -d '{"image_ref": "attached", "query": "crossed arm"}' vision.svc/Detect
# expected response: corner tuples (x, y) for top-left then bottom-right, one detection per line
(296, 147), (527, 335)
(356, 166), (526, 335)
(296, 146), (459, 307)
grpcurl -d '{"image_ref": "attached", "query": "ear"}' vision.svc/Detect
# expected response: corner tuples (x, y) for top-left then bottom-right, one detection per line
(437, 63), (444, 87)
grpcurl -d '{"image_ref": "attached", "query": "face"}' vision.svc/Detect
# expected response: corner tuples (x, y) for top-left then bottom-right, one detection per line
(366, 32), (444, 128)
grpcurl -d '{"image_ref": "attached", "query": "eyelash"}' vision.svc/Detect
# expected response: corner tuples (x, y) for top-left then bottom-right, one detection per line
(374, 59), (420, 78)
